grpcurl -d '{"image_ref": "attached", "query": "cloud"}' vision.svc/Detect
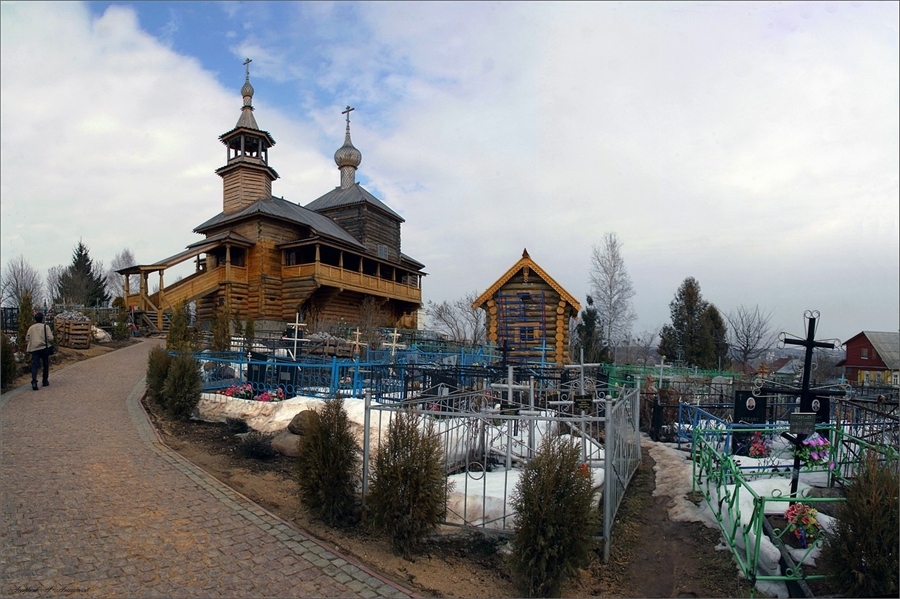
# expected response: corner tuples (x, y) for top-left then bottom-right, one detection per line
(2, 1), (896, 343)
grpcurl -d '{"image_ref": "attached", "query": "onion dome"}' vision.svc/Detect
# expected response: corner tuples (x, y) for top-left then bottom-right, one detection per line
(241, 79), (254, 108)
(334, 106), (362, 188)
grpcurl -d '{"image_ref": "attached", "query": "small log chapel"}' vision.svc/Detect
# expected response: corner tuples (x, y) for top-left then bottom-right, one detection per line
(120, 60), (425, 333)
(473, 249), (581, 365)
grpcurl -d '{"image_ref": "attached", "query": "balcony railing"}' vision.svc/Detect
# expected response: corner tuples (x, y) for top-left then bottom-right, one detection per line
(284, 262), (421, 302)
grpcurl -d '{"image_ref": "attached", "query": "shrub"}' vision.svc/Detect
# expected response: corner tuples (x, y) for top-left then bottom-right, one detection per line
(211, 306), (230, 352)
(17, 291), (34, 356)
(146, 345), (172, 406)
(112, 308), (130, 340)
(166, 301), (197, 352)
(821, 449), (899, 597)
(1, 333), (17, 391)
(239, 431), (277, 460)
(296, 397), (360, 527)
(365, 408), (446, 557)
(510, 435), (598, 598)
(226, 417), (249, 434)
(162, 352), (201, 420)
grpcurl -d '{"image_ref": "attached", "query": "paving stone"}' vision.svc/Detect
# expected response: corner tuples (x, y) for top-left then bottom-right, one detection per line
(0, 340), (415, 598)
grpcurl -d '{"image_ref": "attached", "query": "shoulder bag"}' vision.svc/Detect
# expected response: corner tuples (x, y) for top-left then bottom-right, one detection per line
(44, 323), (57, 356)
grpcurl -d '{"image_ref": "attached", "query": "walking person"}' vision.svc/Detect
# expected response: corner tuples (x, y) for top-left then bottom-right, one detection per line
(25, 312), (54, 391)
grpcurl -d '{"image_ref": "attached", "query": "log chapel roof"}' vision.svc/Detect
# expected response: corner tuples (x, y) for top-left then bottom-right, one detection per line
(472, 249), (581, 312)
(194, 196), (366, 250)
(305, 183), (404, 222)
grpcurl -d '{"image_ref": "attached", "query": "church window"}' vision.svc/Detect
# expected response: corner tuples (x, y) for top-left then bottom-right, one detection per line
(377, 244), (389, 259)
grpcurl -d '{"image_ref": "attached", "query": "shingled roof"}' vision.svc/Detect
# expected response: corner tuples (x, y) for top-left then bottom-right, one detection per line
(305, 183), (404, 222)
(194, 196), (366, 250)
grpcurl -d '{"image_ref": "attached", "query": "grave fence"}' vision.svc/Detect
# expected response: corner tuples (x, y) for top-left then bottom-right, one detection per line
(691, 420), (898, 593)
(361, 385), (642, 562)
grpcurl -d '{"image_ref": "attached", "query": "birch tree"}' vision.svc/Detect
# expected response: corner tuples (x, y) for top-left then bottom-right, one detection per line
(589, 232), (636, 351)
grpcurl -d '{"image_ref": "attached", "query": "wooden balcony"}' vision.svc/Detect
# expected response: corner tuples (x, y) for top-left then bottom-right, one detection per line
(283, 262), (421, 303)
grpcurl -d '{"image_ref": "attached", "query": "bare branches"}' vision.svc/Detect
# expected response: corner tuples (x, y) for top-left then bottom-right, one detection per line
(426, 290), (485, 344)
(589, 232), (636, 349)
(726, 305), (776, 372)
(108, 248), (138, 302)
(1, 255), (45, 308)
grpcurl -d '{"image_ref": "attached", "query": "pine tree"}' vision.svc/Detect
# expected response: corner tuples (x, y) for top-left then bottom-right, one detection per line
(55, 241), (110, 307)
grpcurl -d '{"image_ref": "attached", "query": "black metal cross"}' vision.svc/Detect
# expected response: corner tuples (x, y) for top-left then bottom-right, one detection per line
(342, 105), (354, 125)
(782, 312), (835, 413)
(243, 57), (252, 79)
(780, 311), (835, 502)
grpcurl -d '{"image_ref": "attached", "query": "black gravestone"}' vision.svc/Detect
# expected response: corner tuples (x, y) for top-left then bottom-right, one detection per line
(733, 390), (767, 455)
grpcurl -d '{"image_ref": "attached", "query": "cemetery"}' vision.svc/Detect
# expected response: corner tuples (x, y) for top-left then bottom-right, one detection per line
(158, 309), (898, 598)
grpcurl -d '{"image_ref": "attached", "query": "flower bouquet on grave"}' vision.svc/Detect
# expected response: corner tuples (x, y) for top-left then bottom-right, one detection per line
(749, 431), (772, 458)
(223, 383), (255, 400)
(254, 387), (285, 402)
(783, 502), (822, 548)
(792, 433), (833, 469)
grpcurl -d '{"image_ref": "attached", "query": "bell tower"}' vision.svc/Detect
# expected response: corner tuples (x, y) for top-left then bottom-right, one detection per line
(216, 58), (279, 214)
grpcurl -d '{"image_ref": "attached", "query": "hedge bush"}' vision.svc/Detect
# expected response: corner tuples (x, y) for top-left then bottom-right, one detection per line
(146, 345), (172, 406)
(365, 408), (446, 557)
(510, 434), (598, 598)
(162, 352), (201, 420)
(1, 333), (17, 391)
(239, 431), (277, 460)
(296, 397), (360, 527)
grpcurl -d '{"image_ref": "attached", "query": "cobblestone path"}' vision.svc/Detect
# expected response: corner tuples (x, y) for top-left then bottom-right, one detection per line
(0, 339), (415, 598)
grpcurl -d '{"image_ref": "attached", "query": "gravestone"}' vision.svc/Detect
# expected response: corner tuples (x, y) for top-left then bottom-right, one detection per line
(733, 390), (767, 455)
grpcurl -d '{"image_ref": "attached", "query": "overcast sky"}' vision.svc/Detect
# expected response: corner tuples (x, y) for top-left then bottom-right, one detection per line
(2, 1), (898, 344)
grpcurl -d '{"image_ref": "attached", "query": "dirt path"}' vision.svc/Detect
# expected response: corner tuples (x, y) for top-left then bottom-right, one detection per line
(576, 452), (754, 598)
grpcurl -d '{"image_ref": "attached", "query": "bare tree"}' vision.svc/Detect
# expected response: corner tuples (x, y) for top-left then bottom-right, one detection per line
(427, 290), (485, 344)
(358, 296), (389, 347)
(632, 328), (660, 366)
(1, 255), (45, 308)
(108, 248), (138, 302)
(726, 305), (776, 373)
(589, 232), (636, 350)
(46, 265), (65, 305)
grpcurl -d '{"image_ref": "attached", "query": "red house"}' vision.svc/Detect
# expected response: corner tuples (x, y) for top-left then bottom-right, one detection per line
(841, 331), (900, 388)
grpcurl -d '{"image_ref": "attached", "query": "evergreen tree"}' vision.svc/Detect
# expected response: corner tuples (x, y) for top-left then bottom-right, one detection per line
(55, 241), (110, 307)
(17, 291), (34, 354)
(700, 304), (730, 370)
(659, 277), (728, 369)
(166, 301), (196, 352)
(574, 295), (608, 363)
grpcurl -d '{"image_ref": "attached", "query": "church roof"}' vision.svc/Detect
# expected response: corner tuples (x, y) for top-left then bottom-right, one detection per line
(194, 196), (366, 250)
(305, 183), (404, 222)
(472, 249), (581, 312)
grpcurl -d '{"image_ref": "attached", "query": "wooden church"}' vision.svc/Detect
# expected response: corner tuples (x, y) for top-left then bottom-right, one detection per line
(473, 249), (581, 365)
(120, 63), (425, 333)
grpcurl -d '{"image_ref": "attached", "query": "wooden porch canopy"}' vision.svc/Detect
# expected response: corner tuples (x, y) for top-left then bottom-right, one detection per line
(117, 231), (254, 303)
